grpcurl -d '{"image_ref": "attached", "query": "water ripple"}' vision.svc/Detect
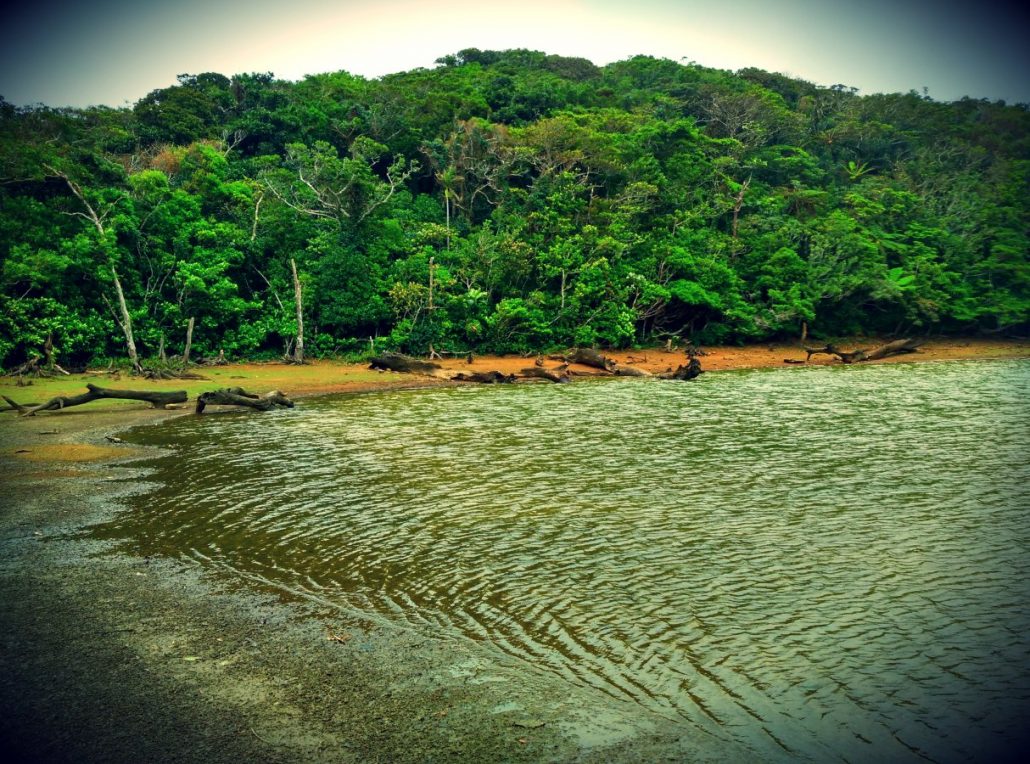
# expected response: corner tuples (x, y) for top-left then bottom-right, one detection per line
(97, 360), (1030, 762)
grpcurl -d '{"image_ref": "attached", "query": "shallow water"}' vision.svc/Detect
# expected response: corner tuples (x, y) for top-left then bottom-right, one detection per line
(97, 361), (1030, 761)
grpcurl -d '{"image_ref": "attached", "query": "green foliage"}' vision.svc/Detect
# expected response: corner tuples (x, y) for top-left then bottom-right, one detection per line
(0, 50), (1027, 366)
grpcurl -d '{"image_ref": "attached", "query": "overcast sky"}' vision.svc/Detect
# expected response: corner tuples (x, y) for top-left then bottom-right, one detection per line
(1, 0), (1027, 108)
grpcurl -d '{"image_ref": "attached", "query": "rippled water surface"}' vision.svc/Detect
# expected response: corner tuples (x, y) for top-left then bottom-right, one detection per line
(98, 361), (1030, 761)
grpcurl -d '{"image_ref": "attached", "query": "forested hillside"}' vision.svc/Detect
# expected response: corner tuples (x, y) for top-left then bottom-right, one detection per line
(1, 49), (1027, 367)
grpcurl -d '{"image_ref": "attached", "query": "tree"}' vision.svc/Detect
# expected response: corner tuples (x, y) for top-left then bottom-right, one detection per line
(46, 165), (143, 372)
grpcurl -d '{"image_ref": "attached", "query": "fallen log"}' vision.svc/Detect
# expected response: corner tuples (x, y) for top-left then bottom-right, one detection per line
(612, 364), (652, 378)
(368, 353), (441, 374)
(195, 388), (294, 414)
(859, 337), (924, 361)
(142, 366), (209, 380)
(657, 357), (703, 381)
(518, 367), (570, 383)
(800, 338), (924, 364)
(566, 347), (616, 371)
(2, 395), (37, 413)
(450, 370), (516, 384)
(15, 384), (187, 416)
(802, 344), (838, 362)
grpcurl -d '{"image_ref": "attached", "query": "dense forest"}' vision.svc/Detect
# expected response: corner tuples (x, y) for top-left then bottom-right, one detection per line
(1, 49), (1027, 368)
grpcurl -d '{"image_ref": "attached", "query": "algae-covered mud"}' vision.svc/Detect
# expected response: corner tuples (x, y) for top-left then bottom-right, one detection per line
(92, 359), (1030, 762)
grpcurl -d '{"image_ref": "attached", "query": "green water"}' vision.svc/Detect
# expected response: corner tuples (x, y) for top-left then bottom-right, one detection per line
(96, 360), (1030, 761)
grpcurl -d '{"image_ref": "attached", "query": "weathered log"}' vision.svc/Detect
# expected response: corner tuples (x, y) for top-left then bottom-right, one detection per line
(612, 364), (652, 378)
(142, 366), (208, 380)
(657, 357), (703, 381)
(518, 367), (570, 383)
(2, 395), (35, 413)
(860, 338), (924, 361)
(195, 388), (294, 414)
(451, 370), (516, 384)
(566, 348), (616, 371)
(802, 344), (838, 361)
(568, 369), (614, 377)
(801, 338), (924, 364)
(368, 353), (441, 374)
(16, 384), (187, 416)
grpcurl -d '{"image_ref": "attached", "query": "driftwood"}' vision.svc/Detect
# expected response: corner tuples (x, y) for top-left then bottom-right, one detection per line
(800, 338), (924, 364)
(612, 364), (651, 378)
(802, 344), (838, 362)
(369, 353), (441, 374)
(566, 348), (616, 371)
(11, 384), (187, 416)
(2, 396), (38, 413)
(451, 370), (516, 384)
(853, 338), (924, 361)
(518, 367), (570, 383)
(657, 357), (703, 381)
(142, 366), (208, 380)
(195, 388), (294, 414)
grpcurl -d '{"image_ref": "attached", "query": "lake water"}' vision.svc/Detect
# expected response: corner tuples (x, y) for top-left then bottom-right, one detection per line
(96, 360), (1030, 761)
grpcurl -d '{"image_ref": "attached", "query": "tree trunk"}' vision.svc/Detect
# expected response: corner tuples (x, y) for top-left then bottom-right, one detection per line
(451, 370), (516, 384)
(518, 367), (570, 383)
(859, 338), (924, 361)
(111, 266), (142, 374)
(183, 317), (195, 366)
(566, 347), (616, 371)
(798, 338), (923, 364)
(657, 357), (703, 381)
(195, 388), (294, 414)
(612, 364), (652, 377)
(15, 384), (187, 416)
(731, 176), (751, 240)
(291, 258), (304, 364)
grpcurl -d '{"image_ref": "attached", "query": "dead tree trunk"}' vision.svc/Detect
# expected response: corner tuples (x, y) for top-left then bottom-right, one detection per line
(291, 258), (304, 364)
(566, 348), (616, 371)
(802, 344), (838, 362)
(368, 353), (441, 374)
(183, 317), (195, 366)
(195, 388), (294, 414)
(798, 338), (924, 364)
(859, 338), (924, 361)
(112, 265), (142, 374)
(657, 356), (703, 381)
(14, 384), (187, 416)
(612, 364), (652, 378)
(518, 367), (570, 383)
(450, 370), (516, 384)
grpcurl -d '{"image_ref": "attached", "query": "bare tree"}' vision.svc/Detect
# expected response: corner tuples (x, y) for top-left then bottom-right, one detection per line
(46, 165), (143, 373)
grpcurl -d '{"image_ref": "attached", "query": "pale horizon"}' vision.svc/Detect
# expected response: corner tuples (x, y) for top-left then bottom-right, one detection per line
(1, 0), (1027, 109)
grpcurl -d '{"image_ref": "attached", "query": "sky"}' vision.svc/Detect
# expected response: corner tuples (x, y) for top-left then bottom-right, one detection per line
(1, 0), (1027, 108)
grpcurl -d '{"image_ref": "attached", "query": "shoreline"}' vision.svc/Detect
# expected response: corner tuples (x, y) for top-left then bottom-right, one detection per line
(2, 340), (1027, 762)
